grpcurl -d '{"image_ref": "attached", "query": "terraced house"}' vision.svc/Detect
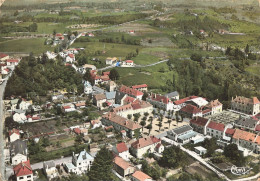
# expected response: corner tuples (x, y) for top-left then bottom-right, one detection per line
(147, 93), (174, 111)
(231, 96), (260, 115)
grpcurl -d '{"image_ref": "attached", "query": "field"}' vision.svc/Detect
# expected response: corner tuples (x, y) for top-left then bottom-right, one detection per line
(0, 38), (52, 55)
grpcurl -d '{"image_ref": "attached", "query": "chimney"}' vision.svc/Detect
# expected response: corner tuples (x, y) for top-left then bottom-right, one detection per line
(73, 152), (75, 156)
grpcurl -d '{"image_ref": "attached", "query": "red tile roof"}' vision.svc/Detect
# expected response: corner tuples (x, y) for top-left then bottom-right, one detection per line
(206, 99), (222, 108)
(123, 96), (136, 104)
(125, 60), (133, 63)
(233, 129), (259, 144)
(74, 128), (81, 134)
(120, 85), (143, 97)
(174, 96), (198, 105)
(68, 54), (74, 58)
(132, 171), (151, 181)
(116, 142), (128, 153)
(253, 97), (260, 104)
(180, 104), (202, 114)
(225, 128), (235, 135)
(132, 84), (147, 89)
(62, 105), (71, 109)
(102, 71), (110, 76)
(9, 128), (20, 136)
(114, 156), (133, 170)
(232, 96), (260, 105)
(256, 125), (260, 132)
(149, 93), (170, 104)
(0, 53), (8, 58)
(7, 59), (19, 63)
(207, 121), (225, 132)
(190, 117), (209, 127)
(55, 33), (62, 37)
(131, 136), (160, 149)
(13, 160), (32, 177)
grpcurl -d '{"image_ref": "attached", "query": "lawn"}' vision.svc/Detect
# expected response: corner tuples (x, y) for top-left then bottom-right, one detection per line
(0, 38), (52, 55)
(245, 65), (260, 75)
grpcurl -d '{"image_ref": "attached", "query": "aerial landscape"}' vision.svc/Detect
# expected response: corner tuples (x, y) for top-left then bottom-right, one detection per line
(0, 0), (260, 181)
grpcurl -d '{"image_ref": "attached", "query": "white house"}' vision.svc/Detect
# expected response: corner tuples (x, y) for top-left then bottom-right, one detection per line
(13, 160), (33, 181)
(112, 142), (130, 161)
(83, 81), (93, 95)
(65, 54), (75, 63)
(13, 112), (27, 123)
(106, 57), (117, 65)
(43, 161), (59, 180)
(147, 93), (174, 111)
(10, 140), (27, 165)
(6, 59), (19, 66)
(62, 104), (76, 113)
(9, 128), (20, 143)
(64, 149), (94, 175)
(130, 136), (164, 158)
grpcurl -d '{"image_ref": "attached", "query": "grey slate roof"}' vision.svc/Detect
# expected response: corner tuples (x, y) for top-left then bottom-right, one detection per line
(164, 91), (179, 98)
(10, 139), (27, 156)
(44, 160), (55, 168)
(105, 91), (116, 100)
(115, 91), (126, 104)
(169, 125), (193, 135)
(235, 116), (258, 129)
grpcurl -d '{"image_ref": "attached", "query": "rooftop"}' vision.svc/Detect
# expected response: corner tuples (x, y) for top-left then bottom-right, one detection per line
(207, 121), (225, 132)
(131, 136), (160, 149)
(13, 160), (32, 177)
(232, 96), (260, 105)
(120, 85), (143, 97)
(132, 171), (151, 181)
(116, 142), (128, 153)
(114, 156), (133, 170)
(190, 117), (209, 127)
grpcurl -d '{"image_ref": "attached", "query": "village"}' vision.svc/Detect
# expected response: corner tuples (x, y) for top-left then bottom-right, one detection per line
(0, 47), (260, 181)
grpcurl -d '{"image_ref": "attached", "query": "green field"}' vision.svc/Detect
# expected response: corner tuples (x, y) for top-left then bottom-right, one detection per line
(0, 38), (52, 55)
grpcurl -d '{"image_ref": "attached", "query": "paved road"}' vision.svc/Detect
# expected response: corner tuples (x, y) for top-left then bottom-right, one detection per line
(31, 156), (72, 170)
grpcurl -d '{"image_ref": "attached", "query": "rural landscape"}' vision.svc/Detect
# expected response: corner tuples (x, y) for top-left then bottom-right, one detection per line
(0, 0), (259, 181)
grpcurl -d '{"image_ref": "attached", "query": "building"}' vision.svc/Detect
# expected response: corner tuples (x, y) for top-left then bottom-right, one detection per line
(194, 146), (207, 156)
(190, 117), (210, 135)
(105, 91), (116, 105)
(113, 156), (135, 177)
(101, 112), (141, 138)
(10, 140), (27, 165)
(231, 96), (260, 115)
(74, 101), (86, 109)
(106, 57), (117, 65)
(131, 84), (148, 92)
(204, 99), (223, 115)
(62, 104), (76, 113)
(147, 93), (174, 111)
(232, 129), (260, 154)
(234, 116), (259, 132)
(206, 121), (225, 139)
(112, 100), (153, 118)
(119, 85), (143, 100)
(179, 104), (203, 118)
(186, 97), (209, 108)
(173, 96), (199, 110)
(132, 171), (152, 181)
(9, 128), (20, 143)
(43, 161), (59, 180)
(82, 64), (96, 70)
(64, 149), (94, 174)
(65, 54), (75, 63)
(167, 125), (197, 144)
(112, 142), (130, 161)
(93, 94), (107, 110)
(130, 136), (164, 158)
(83, 81), (93, 95)
(122, 60), (134, 67)
(7, 59), (19, 66)
(164, 91), (179, 101)
(0, 53), (9, 62)
(13, 160), (33, 181)
(107, 80), (117, 92)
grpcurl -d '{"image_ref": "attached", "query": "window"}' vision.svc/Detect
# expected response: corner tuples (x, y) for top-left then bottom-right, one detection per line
(19, 176), (24, 179)
(27, 175), (31, 178)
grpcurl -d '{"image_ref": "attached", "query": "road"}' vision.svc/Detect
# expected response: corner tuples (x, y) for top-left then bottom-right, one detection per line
(31, 156), (72, 170)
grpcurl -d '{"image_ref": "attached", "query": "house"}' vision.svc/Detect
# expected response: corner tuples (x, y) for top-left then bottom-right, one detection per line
(231, 96), (260, 115)
(107, 81), (117, 92)
(101, 112), (141, 138)
(122, 60), (134, 67)
(204, 99), (222, 115)
(52, 94), (64, 101)
(73, 128), (81, 135)
(232, 129), (260, 154)
(91, 119), (102, 129)
(74, 101), (86, 109)
(0, 53), (9, 62)
(83, 81), (93, 94)
(194, 146), (207, 156)
(112, 100), (153, 118)
(206, 121), (225, 139)
(113, 156), (135, 177)
(132, 171), (152, 181)
(82, 64), (96, 71)
(46, 51), (57, 60)
(13, 112), (27, 123)
(122, 96), (136, 105)
(185, 97), (209, 108)
(112, 142), (130, 161)
(88, 33), (95, 37)
(179, 104), (202, 118)
(62, 104), (76, 113)
(65, 54), (75, 63)
(65, 149), (94, 174)
(10, 140), (27, 165)
(173, 96), (199, 110)
(43, 161), (59, 180)
(234, 116), (259, 132)
(106, 57), (117, 65)
(167, 125), (197, 144)
(164, 91), (179, 101)
(115, 92), (128, 105)
(190, 117), (210, 135)
(147, 93), (174, 111)
(130, 136), (164, 158)
(119, 85), (143, 100)
(131, 84), (148, 92)
(6, 59), (19, 66)
(93, 94), (107, 110)
(9, 128), (20, 143)
(13, 160), (33, 181)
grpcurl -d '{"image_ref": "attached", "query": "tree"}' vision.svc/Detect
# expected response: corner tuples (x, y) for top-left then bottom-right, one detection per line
(142, 91), (148, 101)
(140, 120), (146, 131)
(88, 147), (114, 181)
(14, 10), (19, 16)
(83, 70), (92, 82)
(42, 137), (50, 147)
(75, 135), (83, 145)
(158, 121), (162, 131)
(190, 53), (202, 62)
(167, 119), (172, 128)
(127, 114), (132, 120)
(144, 112), (149, 117)
(146, 124), (153, 135)
(110, 69), (120, 81)
(224, 143), (245, 166)
(245, 44), (250, 55)
(28, 23), (38, 32)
